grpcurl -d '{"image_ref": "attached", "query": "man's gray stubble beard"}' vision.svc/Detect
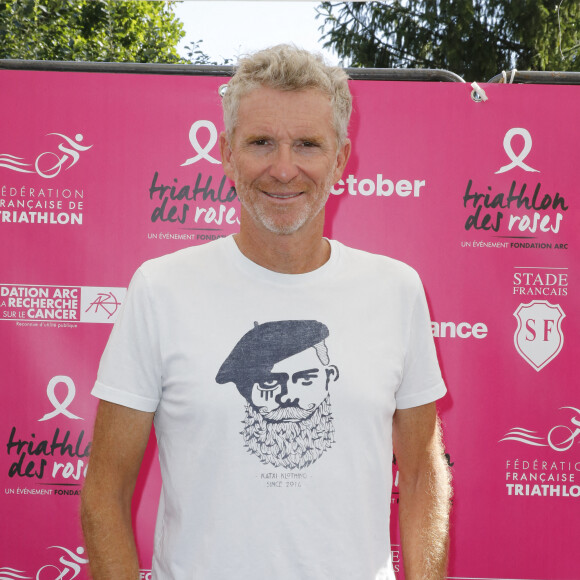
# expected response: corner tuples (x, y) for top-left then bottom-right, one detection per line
(236, 178), (334, 236)
(241, 396), (335, 469)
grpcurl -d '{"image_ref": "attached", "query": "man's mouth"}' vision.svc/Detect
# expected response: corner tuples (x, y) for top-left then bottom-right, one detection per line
(263, 191), (303, 199)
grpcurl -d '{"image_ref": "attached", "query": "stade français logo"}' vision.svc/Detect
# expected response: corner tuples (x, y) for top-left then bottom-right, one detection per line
(0, 133), (92, 179)
(513, 300), (565, 371)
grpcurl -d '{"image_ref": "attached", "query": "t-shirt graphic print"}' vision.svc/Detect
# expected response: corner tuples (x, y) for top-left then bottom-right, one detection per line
(216, 320), (339, 469)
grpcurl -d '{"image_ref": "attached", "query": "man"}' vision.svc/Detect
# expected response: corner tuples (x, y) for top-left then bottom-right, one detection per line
(82, 44), (451, 579)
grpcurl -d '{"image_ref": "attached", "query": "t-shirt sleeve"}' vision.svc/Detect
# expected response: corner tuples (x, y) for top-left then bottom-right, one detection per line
(395, 274), (446, 409)
(91, 267), (162, 412)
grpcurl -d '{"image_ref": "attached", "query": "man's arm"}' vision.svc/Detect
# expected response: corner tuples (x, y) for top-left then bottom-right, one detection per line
(81, 400), (155, 578)
(392, 401), (452, 580)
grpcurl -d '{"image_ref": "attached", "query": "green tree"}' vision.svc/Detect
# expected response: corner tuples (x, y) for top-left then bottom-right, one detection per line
(317, 1), (580, 81)
(0, 0), (215, 64)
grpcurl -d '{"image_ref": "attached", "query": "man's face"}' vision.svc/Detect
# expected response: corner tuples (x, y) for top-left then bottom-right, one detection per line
(250, 347), (338, 422)
(220, 86), (351, 236)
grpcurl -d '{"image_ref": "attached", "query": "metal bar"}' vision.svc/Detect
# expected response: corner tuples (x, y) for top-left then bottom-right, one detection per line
(487, 70), (580, 84)
(0, 59), (233, 76)
(346, 67), (465, 82)
(0, 59), (465, 82)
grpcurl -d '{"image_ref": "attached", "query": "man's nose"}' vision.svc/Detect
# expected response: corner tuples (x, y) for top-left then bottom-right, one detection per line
(276, 382), (299, 406)
(268, 145), (300, 183)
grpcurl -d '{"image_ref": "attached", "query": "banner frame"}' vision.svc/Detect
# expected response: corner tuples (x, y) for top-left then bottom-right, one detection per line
(487, 70), (580, 84)
(0, 58), (465, 82)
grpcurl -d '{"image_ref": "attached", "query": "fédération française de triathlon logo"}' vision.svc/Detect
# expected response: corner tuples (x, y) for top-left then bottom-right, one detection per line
(0, 133), (92, 178)
(500, 406), (580, 452)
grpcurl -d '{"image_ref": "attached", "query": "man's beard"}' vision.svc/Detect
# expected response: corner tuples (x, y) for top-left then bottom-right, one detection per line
(241, 396), (335, 469)
(248, 192), (328, 236)
(235, 176), (334, 236)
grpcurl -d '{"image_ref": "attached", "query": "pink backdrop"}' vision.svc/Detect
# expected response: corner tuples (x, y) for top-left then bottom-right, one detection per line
(1, 69), (578, 579)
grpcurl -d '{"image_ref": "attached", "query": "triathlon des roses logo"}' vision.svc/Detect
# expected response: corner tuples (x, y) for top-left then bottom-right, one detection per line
(462, 127), (569, 245)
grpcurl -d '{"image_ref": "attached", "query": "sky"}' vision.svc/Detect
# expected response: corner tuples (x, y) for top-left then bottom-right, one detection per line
(172, 1), (339, 65)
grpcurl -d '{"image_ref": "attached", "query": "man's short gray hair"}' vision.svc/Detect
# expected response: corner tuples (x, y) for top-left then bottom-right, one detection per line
(222, 44), (352, 145)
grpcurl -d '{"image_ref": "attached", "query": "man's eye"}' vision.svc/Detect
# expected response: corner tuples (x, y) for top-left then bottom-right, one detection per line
(260, 379), (279, 390)
(299, 379), (313, 386)
(251, 139), (269, 146)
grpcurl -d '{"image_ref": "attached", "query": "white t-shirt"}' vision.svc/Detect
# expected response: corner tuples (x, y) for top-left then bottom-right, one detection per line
(93, 236), (446, 580)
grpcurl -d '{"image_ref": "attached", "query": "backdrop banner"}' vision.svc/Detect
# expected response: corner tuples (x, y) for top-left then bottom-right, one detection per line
(1, 69), (577, 580)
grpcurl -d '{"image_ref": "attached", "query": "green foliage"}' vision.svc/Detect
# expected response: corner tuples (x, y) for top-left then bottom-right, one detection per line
(184, 39), (233, 66)
(317, 1), (580, 81)
(0, 0), (211, 64)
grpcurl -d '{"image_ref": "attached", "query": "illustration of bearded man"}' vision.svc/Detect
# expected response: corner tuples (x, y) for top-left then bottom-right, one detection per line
(215, 320), (339, 469)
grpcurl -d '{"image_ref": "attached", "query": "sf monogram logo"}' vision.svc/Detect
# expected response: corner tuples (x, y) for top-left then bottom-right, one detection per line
(181, 120), (221, 166)
(513, 300), (565, 371)
(495, 127), (539, 174)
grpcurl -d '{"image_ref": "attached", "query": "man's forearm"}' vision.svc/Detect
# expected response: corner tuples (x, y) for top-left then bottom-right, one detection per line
(81, 492), (140, 578)
(398, 442), (452, 580)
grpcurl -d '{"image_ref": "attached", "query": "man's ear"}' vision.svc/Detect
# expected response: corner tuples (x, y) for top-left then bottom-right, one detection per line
(325, 365), (339, 385)
(333, 138), (351, 183)
(219, 131), (236, 181)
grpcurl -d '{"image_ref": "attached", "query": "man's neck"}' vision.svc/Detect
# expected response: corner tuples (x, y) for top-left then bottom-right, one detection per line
(234, 221), (331, 275)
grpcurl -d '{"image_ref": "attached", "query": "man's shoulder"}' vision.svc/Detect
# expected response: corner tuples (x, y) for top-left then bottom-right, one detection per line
(334, 240), (420, 282)
(135, 237), (229, 287)
(140, 237), (227, 273)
